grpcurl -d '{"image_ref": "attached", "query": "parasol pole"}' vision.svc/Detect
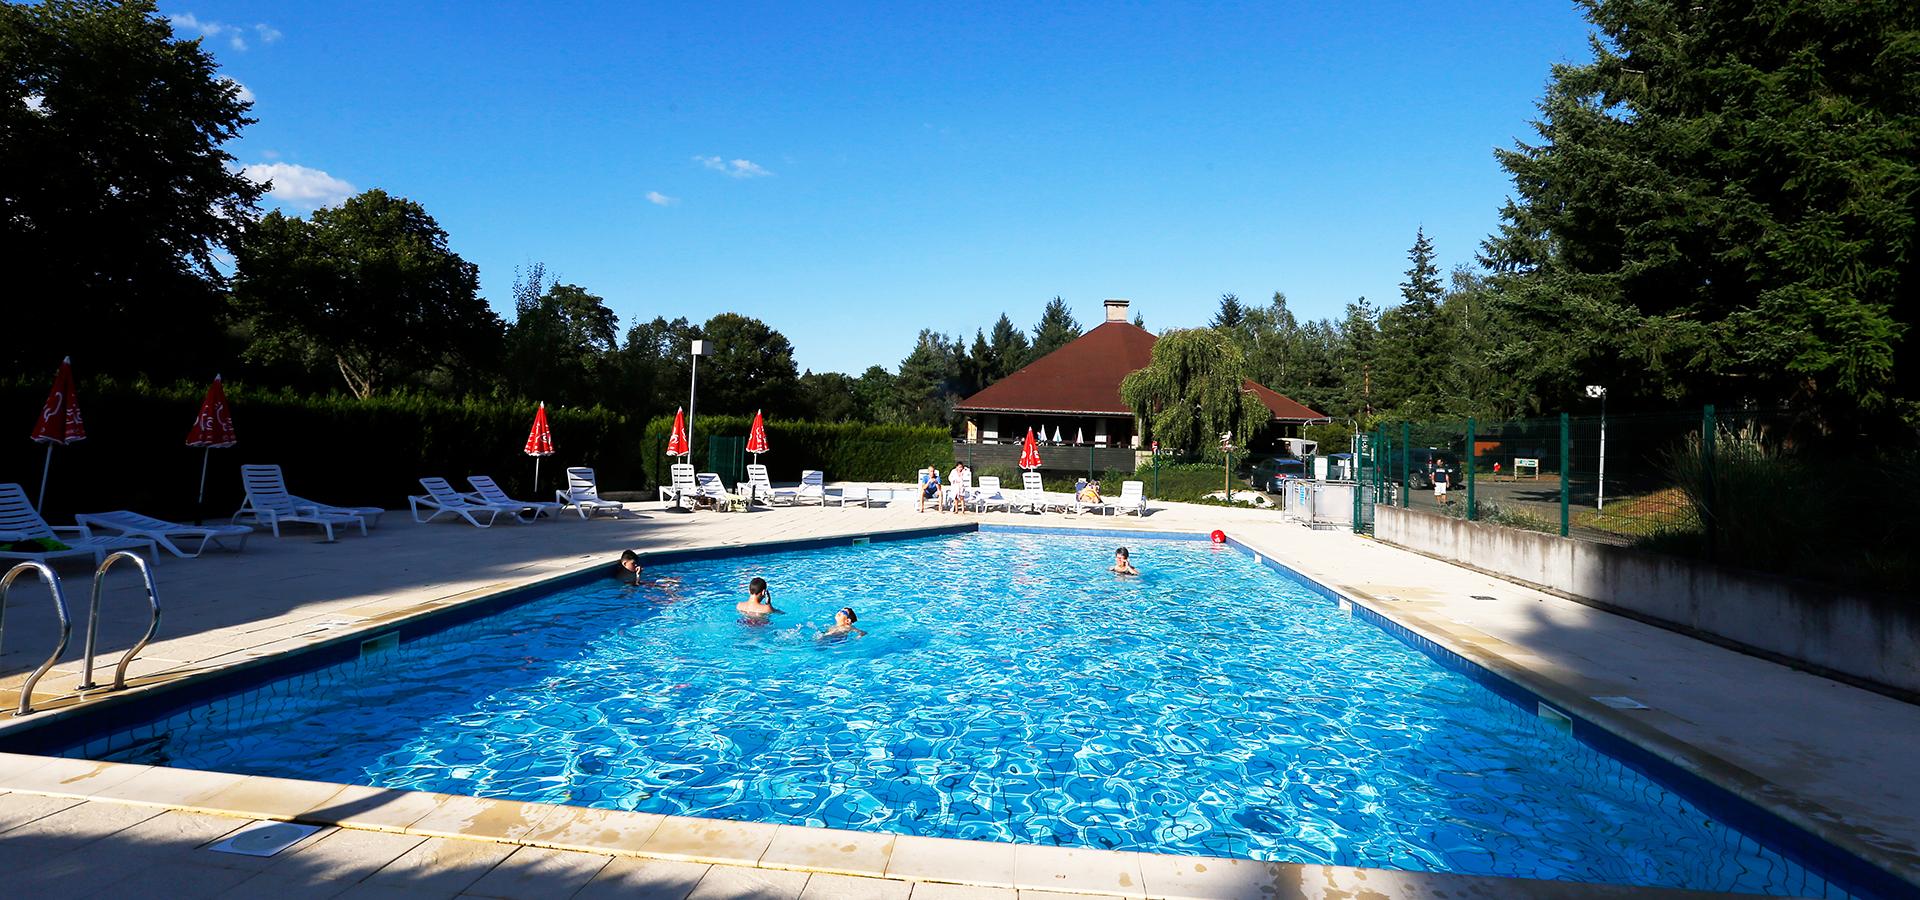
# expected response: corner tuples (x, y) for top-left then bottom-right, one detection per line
(36, 445), (53, 512)
(194, 447), (211, 525)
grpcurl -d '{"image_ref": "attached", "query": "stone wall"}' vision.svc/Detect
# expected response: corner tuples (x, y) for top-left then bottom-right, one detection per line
(1375, 505), (1920, 699)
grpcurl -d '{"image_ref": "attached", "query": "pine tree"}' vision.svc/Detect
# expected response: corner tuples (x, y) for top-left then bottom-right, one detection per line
(1373, 229), (1447, 415)
(1030, 297), (1082, 359)
(987, 313), (1032, 378)
(1212, 293), (1246, 329)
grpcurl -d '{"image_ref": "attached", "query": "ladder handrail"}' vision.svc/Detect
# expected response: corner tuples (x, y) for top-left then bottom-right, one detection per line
(0, 561), (72, 716)
(80, 551), (162, 693)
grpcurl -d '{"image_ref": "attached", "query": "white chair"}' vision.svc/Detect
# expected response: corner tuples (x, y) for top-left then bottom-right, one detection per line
(247, 462), (382, 525)
(235, 465), (370, 540)
(0, 485), (158, 565)
(466, 475), (563, 523)
(1072, 483), (1107, 516)
(658, 464), (697, 510)
(947, 472), (976, 511)
(693, 473), (742, 511)
(743, 464), (778, 506)
(826, 485), (869, 508)
(1018, 471), (1068, 513)
(773, 470), (826, 506)
(75, 510), (251, 558)
(973, 476), (1010, 513)
(409, 478), (503, 528)
(1108, 480), (1147, 517)
(557, 467), (627, 519)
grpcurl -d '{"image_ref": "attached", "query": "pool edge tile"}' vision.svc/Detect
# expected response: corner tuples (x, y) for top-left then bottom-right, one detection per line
(759, 823), (895, 877)
(1009, 844), (1146, 897)
(638, 814), (780, 866)
(885, 835), (1016, 886)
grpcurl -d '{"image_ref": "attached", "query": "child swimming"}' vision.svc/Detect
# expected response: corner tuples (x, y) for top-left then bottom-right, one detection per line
(819, 607), (867, 639)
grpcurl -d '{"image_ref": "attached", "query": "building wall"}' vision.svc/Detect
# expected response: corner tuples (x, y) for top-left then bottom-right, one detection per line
(1374, 504), (1920, 699)
(951, 440), (1138, 475)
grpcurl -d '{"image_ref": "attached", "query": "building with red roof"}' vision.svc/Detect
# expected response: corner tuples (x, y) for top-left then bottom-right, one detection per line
(954, 299), (1328, 472)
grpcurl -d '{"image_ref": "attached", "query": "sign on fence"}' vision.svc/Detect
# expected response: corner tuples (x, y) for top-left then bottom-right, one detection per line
(1513, 457), (1540, 479)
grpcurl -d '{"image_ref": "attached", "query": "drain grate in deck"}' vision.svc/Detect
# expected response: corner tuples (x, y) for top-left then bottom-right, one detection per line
(207, 821), (321, 857)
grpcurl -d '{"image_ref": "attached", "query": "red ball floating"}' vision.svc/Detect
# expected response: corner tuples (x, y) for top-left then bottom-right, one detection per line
(1210, 529), (1226, 543)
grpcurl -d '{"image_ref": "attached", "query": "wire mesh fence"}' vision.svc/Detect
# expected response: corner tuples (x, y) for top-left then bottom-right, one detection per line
(1355, 406), (1918, 595)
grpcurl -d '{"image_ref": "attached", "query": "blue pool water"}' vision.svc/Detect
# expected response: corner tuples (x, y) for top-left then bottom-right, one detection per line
(91, 532), (1846, 895)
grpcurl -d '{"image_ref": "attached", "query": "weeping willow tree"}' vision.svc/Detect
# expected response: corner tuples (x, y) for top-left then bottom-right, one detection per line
(1121, 328), (1268, 457)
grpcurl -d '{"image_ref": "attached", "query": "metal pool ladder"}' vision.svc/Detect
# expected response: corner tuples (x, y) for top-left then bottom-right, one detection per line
(0, 561), (72, 715)
(77, 551), (162, 693)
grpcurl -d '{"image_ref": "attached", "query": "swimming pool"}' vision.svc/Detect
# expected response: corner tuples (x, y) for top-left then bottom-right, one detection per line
(31, 529), (1868, 895)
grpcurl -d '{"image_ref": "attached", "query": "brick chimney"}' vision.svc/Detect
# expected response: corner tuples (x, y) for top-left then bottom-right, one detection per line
(1104, 298), (1131, 323)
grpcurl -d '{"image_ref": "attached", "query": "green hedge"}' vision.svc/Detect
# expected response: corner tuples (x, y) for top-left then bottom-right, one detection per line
(1, 377), (646, 521)
(640, 415), (950, 487)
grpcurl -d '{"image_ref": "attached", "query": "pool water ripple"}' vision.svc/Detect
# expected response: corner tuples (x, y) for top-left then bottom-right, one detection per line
(102, 532), (1846, 896)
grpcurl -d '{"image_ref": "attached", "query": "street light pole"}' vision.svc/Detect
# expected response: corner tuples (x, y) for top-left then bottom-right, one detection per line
(1586, 385), (1608, 510)
(689, 339), (710, 467)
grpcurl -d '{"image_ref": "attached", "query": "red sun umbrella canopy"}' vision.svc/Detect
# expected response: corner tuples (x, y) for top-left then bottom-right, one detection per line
(665, 407), (690, 456)
(31, 356), (86, 445)
(524, 402), (554, 457)
(1018, 427), (1042, 469)
(185, 375), (237, 448)
(746, 410), (770, 455)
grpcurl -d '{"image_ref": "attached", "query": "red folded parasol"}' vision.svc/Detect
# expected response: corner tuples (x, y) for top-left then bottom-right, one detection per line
(525, 401), (555, 491)
(746, 409), (770, 461)
(186, 374), (236, 519)
(1019, 427), (1042, 470)
(666, 407), (690, 457)
(30, 356), (86, 511)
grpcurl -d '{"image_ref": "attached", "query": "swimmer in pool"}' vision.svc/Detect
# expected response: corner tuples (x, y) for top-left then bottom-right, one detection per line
(1109, 546), (1139, 576)
(820, 607), (867, 639)
(737, 576), (781, 618)
(617, 549), (645, 583)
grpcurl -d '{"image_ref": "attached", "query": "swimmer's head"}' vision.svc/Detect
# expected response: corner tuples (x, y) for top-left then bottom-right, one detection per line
(749, 576), (768, 598)
(620, 550), (641, 572)
(837, 607), (858, 625)
(1115, 547), (1129, 561)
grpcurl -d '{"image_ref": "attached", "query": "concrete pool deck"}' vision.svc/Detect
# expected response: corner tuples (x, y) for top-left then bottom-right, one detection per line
(0, 493), (1914, 897)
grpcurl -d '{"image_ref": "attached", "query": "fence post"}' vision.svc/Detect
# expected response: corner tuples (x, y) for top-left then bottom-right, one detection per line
(1558, 412), (1571, 537)
(1702, 404), (1717, 560)
(1088, 444), (1095, 481)
(1400, 422), (1411, 509)
(1352, 440), (1363, 533)
(1466, 417), (1476, 521)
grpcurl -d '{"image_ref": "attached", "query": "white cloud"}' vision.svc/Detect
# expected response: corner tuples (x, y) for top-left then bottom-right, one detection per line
(241, 162), (354, 208)
(693, 155), (772, 178)
(645, 191), (677, 206)
(223, 78), (255, 105)
(168, 13), (278, 51)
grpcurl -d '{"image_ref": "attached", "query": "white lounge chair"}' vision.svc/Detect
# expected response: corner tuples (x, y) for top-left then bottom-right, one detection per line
(0, 485), (158, 566)
(658, 464), (697, 510)
(409, 478), (504, 528)
(74, 510), (251, 558)
(743, 464), (778, 506)
(947, 472), (976, 511)
(693, 473), (742, 511)
(1108, 480), (1147, 516)
(1019, 471), (1069, 513)
(773, 470), (826, 506)
(235, 466), (370, 540)
(1072, 484), (1108, 516)
(557, 467), (627, 519)
(466, 476), (563, 523)
(973, 476), (1011, 513)
(825, 485), (869, 508)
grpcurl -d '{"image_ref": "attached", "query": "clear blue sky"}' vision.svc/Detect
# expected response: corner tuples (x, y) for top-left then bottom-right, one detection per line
(173, 2), (1597, 375)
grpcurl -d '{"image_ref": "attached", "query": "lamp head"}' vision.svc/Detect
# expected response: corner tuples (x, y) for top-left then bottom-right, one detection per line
(1584, 385), (1607, 399)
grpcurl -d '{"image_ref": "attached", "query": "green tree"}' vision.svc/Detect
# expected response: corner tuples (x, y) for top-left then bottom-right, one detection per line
(891, 330), (961, 426)
(695, 313), (801, 415)
(1374, 228), (1447, 415)
(798, 370), (861, 422)
(503, 265), (620, 406)
(1336, 297), (1380, 420)
(615, 315), (700, 412)
(988, 313), (1032, 377)
(230, 190), (502, 398)
(1120, 328), (1267, 457)
(1, 0), (263, 379)
(1481, 0), (1919, 425)
(853, 366), (897, 422)
(1030, 297), (1083, 359)
(1211, 293), (1246, 330)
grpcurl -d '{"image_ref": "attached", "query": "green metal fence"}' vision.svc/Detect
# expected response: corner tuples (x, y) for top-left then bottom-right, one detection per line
(1356, 406), (1918, 595)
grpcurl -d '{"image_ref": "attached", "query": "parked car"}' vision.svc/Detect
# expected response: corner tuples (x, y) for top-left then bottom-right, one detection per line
(1247, 457), (1306, 492)
(1384, 448), (1459, 488)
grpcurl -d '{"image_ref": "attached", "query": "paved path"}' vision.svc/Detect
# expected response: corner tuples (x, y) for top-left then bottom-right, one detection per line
(0, 492), (1913, 895)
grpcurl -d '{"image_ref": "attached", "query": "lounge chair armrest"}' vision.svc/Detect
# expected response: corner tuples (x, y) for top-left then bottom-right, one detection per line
(51, 524), (94, 540)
